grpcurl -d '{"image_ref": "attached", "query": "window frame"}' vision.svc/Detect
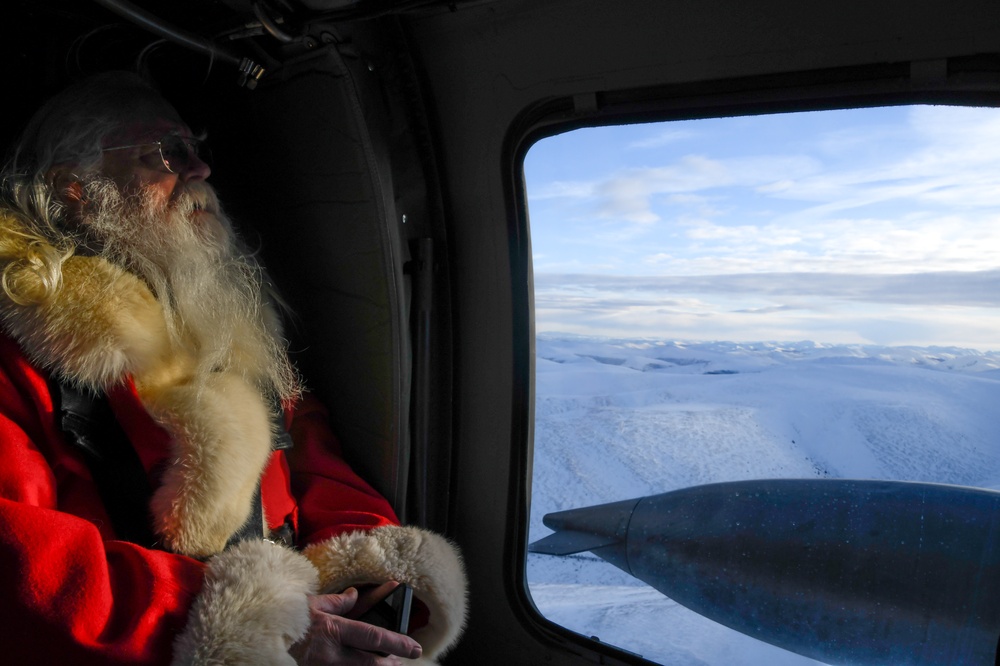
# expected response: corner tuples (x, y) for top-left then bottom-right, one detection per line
(503, 61), (1000, 665)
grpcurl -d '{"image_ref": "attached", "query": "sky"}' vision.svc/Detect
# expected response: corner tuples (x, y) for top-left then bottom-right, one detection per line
(524, 105), (1000, 350)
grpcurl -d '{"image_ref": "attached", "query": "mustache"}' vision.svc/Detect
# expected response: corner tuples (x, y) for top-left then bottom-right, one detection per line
(172, 182), (221, 217)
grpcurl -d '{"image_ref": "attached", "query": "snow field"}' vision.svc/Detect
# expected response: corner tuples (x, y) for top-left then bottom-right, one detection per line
(527, 335), (1000, 664)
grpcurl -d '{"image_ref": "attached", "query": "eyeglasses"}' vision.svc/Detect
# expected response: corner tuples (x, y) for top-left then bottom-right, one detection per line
(102, 133), (210, 174)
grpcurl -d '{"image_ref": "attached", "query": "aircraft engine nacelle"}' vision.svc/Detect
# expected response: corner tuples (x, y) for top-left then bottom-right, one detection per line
(529, 479), (1000, 665)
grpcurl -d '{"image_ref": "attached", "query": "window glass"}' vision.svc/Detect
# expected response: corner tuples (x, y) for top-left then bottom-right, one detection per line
(524, 106), (1000, 665)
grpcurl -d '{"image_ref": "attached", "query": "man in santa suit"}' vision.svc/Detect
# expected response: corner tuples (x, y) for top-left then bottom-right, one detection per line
(0, 71), (466, 664)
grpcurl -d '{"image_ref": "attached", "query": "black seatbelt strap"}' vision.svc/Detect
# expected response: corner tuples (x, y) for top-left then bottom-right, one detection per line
(56, 381), (159, 548)
(56, 380), (295, 550)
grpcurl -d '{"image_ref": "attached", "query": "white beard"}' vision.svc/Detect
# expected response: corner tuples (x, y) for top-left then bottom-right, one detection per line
(78, 177), (300, 405)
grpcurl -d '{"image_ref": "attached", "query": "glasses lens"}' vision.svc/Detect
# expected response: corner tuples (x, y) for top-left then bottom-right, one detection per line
(159, 136), (208, 173)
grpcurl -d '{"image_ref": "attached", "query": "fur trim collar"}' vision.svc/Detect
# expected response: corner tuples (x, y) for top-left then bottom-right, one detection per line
(0, 212), (273, 557)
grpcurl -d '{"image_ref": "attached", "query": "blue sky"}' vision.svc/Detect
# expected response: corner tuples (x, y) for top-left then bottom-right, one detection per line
(524, 105), (1000, 350)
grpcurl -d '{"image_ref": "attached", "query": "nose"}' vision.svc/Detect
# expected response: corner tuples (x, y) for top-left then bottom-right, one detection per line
(178, 152), (211, 182)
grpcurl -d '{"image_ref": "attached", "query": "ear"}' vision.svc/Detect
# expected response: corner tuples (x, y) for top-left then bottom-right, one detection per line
(46, 166), (86, 220)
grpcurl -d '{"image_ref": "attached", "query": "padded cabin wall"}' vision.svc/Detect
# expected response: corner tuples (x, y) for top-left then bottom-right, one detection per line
(208, 47), (413, 515)
(354, 19), (458, 535)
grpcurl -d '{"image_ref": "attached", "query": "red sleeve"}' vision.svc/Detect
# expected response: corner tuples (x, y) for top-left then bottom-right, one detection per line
(0, 339), (204, 665)
(286, 393), (399, 545)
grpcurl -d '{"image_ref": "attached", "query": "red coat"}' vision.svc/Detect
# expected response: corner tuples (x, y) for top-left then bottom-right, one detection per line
(0, 333), (399, 664)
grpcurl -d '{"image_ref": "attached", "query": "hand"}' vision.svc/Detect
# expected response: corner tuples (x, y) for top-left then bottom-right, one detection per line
(290, 588), (423, 665)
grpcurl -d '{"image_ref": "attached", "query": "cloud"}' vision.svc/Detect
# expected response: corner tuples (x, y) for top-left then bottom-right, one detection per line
(531, 181), (598, 200)
(589, 154), (822, 224)
(529, 105), (1000, 228)
(534, 271), (1000, 349)
(627, 129), (698, 149)
(755, 107), (1000, 214)
(621, 107), (1000, 233)
(731, 304), (805, 314)
(624, 210), (1000, 275)
(680, 221), (803, 247)
(756, 180), (796, 194)
(534, 269), (1000, 308)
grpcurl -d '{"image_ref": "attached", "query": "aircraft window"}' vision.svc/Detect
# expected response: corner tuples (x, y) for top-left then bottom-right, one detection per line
(524, 106), (1000, 665)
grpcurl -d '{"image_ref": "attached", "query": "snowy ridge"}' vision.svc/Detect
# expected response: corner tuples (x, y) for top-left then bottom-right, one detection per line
(527, 335), (1000, 665)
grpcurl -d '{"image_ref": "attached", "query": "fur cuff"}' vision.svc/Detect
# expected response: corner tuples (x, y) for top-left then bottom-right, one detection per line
(302, 525), (468, 662)
(172, 540), (319, 665)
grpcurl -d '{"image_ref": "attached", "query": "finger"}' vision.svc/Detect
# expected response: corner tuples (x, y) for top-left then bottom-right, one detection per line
(351, 652), (407, 666)
(337, 618), (422, 660)
(346, 581), (399, 620)
(309, 588), (359, 616)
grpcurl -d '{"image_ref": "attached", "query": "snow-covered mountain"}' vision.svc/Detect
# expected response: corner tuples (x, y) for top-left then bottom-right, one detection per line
(526, 335), (1000, 665)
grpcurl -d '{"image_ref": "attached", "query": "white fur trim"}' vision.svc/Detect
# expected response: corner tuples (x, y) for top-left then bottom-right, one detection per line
(303, 526), (468, 661)
(0, 252), (178, 388)
(0, 217), (276, 558)
(172, 540), (319, 665)
(143, 372), (275, 558)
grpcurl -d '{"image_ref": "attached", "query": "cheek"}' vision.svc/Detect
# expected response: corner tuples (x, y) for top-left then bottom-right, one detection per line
(100, 153), (141, 191)
(100, 156), (178, 204)
(132, 176), (179, 211)
(148, 179), (178, 206)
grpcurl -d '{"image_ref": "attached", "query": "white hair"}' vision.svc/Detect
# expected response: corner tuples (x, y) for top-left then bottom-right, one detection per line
(0, 72), (300, 403)
(2, 72), (162, 247)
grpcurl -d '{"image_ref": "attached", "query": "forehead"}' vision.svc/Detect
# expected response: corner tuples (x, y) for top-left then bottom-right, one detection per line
(104, 98), (191, 145)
